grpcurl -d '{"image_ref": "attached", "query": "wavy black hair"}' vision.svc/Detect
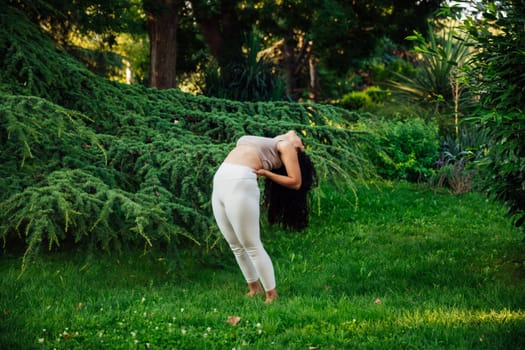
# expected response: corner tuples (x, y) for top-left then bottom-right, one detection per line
(263, 150), (317, 231)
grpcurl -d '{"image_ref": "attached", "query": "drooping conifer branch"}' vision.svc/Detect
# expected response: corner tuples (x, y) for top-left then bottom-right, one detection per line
(1, 5), (375, 268)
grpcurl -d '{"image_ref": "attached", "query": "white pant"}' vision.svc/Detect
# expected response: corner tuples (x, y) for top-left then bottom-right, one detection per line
(211, 163), (276, 291)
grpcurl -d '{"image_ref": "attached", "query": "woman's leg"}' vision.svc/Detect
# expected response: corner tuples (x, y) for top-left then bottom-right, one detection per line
(225, 179), (276, 293)
(212, 183), (259, 285)
(212, 164), (277, 300)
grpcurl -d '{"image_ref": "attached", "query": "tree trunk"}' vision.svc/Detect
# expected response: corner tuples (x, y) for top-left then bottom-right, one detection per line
(146, 0), (180, 89)
(308, 54), (319, 102)
(192, 0), (244, 69)
(283, 36), (297, 98)
(282, 35), (312, 100)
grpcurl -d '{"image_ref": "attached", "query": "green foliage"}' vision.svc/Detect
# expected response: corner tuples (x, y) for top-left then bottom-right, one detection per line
(363, 86), (389, 104)
(339, 91), (372, 111)
(431, 127), (489, 193)
(203, 31), (285, 101)
(432, 127), (489, 194)
(0, 6), (375, 264)
(362, 117), (440, 181)
(6, 0), (145, 43)
(462, 0), (525, 229)
(388, 24), (472, 120)
(339, 87), (389, 113)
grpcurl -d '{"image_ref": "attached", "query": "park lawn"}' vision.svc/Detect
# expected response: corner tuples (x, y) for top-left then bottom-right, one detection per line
(1, 181), (524, 349)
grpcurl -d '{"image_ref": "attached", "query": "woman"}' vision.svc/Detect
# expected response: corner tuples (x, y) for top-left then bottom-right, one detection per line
(211, 130), (316, 303)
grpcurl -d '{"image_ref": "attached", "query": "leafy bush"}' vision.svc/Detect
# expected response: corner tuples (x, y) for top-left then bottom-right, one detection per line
(364, 86), (389, 104)
(463, 0), (525, 229)
(338, 87), (389, 114)
(362, 117), (439, 181)
(339, 91), (372, 111)
(431, 127), (489, 193)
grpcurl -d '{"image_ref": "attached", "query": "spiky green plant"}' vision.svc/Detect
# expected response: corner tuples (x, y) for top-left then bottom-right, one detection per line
(388, 24), (472, 125)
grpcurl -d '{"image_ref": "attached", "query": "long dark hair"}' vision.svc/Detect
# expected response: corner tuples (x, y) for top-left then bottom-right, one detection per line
(263, 150), (317, 231)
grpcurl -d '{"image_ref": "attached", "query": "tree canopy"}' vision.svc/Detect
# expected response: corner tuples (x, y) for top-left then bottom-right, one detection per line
(5, 0), (445, 99)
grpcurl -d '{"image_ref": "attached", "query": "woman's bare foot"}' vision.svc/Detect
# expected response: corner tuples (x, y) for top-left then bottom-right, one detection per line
(264, 289), (279, 304)
(246, 281), (264, 297)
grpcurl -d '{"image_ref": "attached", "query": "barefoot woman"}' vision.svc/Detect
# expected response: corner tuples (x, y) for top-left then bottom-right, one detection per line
(211, 131), (316, 303)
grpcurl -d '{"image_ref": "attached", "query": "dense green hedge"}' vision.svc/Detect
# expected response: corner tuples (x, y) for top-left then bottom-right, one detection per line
(0, 6), (374, 267)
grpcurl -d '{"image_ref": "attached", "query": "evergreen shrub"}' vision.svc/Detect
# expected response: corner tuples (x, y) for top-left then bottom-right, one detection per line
(0, 6), (375, 266)
(364, 86), (389, 104)
(339, 91), (372, 111)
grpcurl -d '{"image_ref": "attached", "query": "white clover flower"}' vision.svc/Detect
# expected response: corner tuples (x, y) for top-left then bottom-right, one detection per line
(256, 323), (262, 328)
(38, 338), (45, 344)
(131, 331), (137, 338)
(180, 308), (185, 313)
(207, 327), (212, 333)
(141, 297), (146, 303)
(134, 339), (139, 345)
(181, 328), (187, 335)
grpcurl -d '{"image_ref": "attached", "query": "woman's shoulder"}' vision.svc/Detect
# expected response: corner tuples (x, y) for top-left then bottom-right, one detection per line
(276, 139), (294, 153)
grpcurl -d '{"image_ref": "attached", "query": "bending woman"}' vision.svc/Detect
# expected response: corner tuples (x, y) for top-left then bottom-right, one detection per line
(211, 130), (316, 303)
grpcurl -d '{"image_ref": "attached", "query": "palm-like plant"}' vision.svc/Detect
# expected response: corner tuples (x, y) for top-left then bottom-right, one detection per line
(388, 24), (472, 116)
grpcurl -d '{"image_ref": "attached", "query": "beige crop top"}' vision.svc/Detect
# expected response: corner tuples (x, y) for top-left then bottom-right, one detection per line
(236, 135), (286, 170)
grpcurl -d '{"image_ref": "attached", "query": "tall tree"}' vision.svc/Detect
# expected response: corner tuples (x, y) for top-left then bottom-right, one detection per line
(190, 0), (247, 82)
(254, 0), (444, 101)
(143, 0), (182, 89)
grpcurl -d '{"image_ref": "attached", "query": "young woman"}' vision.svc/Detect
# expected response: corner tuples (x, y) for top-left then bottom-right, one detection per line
(211, 130), (316, 303)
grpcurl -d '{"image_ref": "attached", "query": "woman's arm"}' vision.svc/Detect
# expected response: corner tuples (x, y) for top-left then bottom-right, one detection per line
(254, 141), (302, 190)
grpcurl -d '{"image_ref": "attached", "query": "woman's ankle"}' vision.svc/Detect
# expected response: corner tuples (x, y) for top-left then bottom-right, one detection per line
(247, 281), (264, 296)
(265, 289), (278, 303)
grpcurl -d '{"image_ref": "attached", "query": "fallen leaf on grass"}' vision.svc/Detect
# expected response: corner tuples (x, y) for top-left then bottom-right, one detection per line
(374, 298), (382, 304)
(226, 316), (241, 326)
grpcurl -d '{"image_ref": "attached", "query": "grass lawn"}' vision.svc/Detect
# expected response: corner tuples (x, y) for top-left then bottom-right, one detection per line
(1, 181), (524, 349)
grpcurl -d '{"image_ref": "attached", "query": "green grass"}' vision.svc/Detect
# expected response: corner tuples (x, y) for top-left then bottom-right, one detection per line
(1, 181), (524, 349)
